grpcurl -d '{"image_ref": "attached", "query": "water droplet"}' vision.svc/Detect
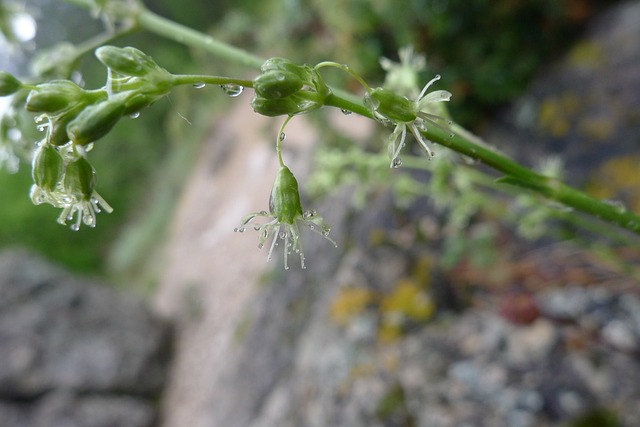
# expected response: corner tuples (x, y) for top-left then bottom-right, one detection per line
(128, 111), (140, 119)
(302, 209), (316, 219)
(449, 132), (455, 138)
(341, 109), (352, 115)
(279, 231), (287, 239)
(275, 72), (286, 81)
(322, 229), (330, 237)
(279, 132), (286, 142)
(234, 227), (245, 233)
(36, 125), (46, 132)
(193, 82), (206, 89)
(220, 84), (244, 97)
(392, 157), (403, 168)
(70, 223), (80, 231)
(253, 225), (261, 231)
(434, 74), (441, 80)
(259, 210), (268, 216)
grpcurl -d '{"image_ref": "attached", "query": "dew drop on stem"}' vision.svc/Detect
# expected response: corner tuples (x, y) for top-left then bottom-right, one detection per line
(193, 82), (205, 89)
(392, 157), (403, 168)
(341, 109), (352, 115)
(220, 84), (244, 97)
(279, 132), (286, 142)
(129, 111), (140, 119)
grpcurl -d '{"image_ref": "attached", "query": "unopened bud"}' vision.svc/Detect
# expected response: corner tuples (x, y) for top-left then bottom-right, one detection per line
(251, 96), (300, 117)
(95, 46), (159, 77)
(32, 144), (64, 191)
(269, 166), (303, 224)
(26, 80), (85, 114)
(67, 98), (125, 145)
(64, 157), (96, 200)
(0, 71), (23, 96)
(253, 70), (303, 99)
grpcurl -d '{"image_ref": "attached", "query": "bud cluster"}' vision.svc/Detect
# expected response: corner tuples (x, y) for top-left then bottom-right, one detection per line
(0, 46), (176, 229)
(30, 141), (113, 230)
(251, 58), (330, 117)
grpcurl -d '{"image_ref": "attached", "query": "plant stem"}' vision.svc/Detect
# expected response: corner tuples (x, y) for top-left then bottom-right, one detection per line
(424, 125), (640, 235)
(171, 74), (253, 88)
(136, 7), (263, 70)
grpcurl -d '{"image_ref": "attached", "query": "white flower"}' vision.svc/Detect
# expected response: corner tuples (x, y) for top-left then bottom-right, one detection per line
(365, 75), (452, 167)
(235, 166), (337, 269)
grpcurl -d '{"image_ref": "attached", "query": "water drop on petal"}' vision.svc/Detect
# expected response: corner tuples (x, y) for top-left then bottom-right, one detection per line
(220, 84), (244, 97)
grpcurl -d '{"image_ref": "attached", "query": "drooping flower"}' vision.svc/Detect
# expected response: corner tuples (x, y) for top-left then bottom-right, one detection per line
(364, 74), (452, 167)
(29, 143), (113, 230)
(235, 165), (337, 269)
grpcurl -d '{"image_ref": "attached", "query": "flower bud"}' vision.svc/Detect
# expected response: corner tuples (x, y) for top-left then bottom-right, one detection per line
(0, 71), (23, 96)
(64, 157), (96, 200)
(32, 144), (64, 191)
(269, 166), (303, 224)
(95, 46), (159, 77)
(26, 80), (85, 114)
(67, 98), (125, 145)
(251, 96), (300, 117)
(364, 87), (416, 123)
(253, 70), (303, 99)
(261, 57), (306, 75)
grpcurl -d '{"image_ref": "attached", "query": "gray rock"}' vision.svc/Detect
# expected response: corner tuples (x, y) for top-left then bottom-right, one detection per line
(0, 249), (171, 427)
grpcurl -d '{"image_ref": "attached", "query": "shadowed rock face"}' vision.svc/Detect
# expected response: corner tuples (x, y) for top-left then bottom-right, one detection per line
(0, 249), (172, 427)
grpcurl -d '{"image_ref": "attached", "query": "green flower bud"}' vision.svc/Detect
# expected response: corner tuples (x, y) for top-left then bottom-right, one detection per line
(95, 46), (159, 77)
(261, 57), (306, 75)
(64, 157), (96, 200)
(0, 71), (23, 96)
(26, 80), (85, 114)
(253, 70), (304, 99)
(122, 92), (153, 116)
(269, 166), (303, 224)
(251, 96), (300, 117)
(32, 144), (64, 191)
(67, 98), (125, 145)
(364, 87), (416, 123)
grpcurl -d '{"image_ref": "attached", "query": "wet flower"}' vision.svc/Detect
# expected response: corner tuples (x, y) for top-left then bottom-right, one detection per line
(364, 75), (452, 167)
(29, 149), (113, 230)
(235, 165), (337, 269)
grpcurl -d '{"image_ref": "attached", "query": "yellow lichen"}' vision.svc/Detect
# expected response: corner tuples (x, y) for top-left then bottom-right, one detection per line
(586, 155), (640, 213)
(577, 115), (616, 141)
(329, 287), (376, 326)
(537, 93), (582, 138)
(567, 41), (606, 70)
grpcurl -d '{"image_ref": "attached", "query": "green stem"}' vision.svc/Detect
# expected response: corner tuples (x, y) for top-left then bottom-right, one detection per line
(136, 7), (263, 70)
(315, 61), (371, 92)
(423, 125), (640, 235)
(276, 115), (294, 167)
(171, 74), (253, 88)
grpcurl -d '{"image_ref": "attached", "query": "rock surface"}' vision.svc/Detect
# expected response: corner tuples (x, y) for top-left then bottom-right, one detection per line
(0, 249), (171, 427)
